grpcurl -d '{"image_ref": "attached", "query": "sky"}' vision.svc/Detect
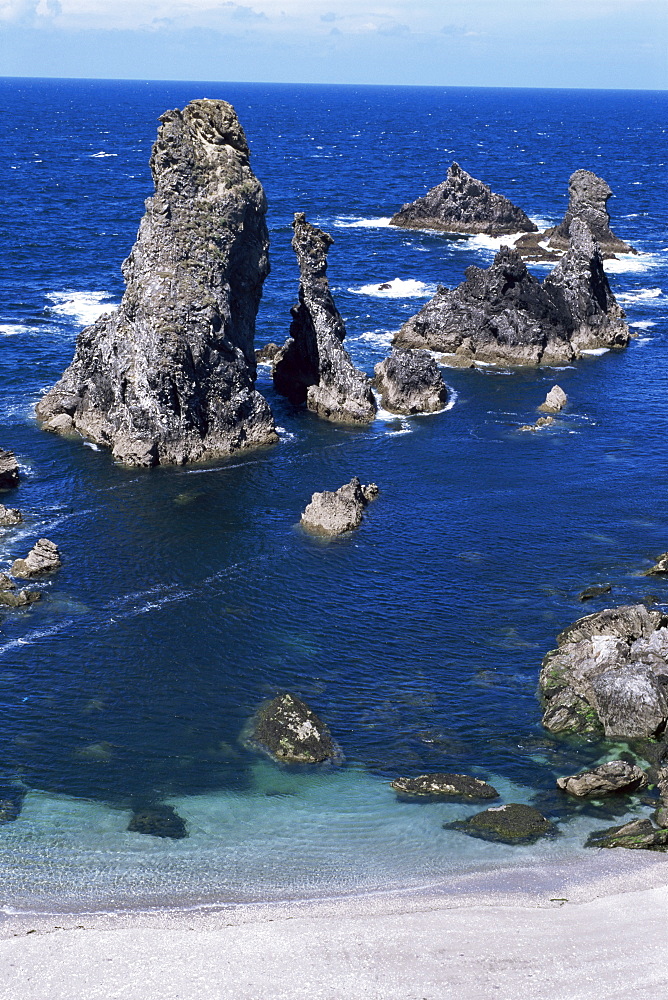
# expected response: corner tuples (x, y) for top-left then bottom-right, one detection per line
(0, 0), (666, 89)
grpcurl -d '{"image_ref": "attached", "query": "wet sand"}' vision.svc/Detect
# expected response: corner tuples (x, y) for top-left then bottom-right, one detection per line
(1, 853), (667, 999)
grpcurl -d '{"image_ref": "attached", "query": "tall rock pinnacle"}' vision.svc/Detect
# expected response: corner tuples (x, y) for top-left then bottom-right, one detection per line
(37, 99), (277, 466)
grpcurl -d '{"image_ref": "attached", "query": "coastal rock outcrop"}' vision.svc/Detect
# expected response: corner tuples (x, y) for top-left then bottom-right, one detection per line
(273, 214), (376, 425)
(300, 477), (378, 536)
(248, 692), (338, 764)
(556, 761), (648, 797)
(11, 538), (61, 579)
(516, 169), (635, 260)
(394, 221), (629, 366)
(446, 803), (554, 844)
(0, 504), (22, 527)
(0, 450), (19, 490)
(389, 162), (537, 236)
(539, 604), (668, 739)
(391, 773), (499, 801)
(36, 99), (277, 466)
(373, 349), (448, 414)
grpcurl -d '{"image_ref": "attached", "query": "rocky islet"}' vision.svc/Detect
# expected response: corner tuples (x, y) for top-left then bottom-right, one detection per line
(300, 477), (378, 536)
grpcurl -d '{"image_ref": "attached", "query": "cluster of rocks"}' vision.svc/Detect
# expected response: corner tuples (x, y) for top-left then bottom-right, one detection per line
(518, 384), (569, 433)
(394, 219), (629, 367)
(300, 477), (378, 537)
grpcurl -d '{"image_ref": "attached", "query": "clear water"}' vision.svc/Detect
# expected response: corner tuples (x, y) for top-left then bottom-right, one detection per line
(0, 79), (667, 910)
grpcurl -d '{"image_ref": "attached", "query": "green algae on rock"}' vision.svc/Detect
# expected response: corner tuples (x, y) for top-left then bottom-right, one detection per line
(446, 803), (555, 844)
(585, 818), (668, 852)
(248, 693), (338, 764)
(392, 773), (499, 801)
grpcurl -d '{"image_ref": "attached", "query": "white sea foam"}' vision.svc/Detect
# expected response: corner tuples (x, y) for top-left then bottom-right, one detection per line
(604, 253), (662, 275)
(581, 348), (611, 356)
(616, 287), (663, 304)
(90, 151), (117, 158)
(630, 320), (656, 330)
(0, 324), (41, 337)
(349, 278), (436, 299)
(334, 216), (393, 229)
(46, 291), (118, 327)
(355, 329), (396, 347)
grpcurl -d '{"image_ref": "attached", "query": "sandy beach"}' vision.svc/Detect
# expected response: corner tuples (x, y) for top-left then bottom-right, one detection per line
(1, 852), (666, 1000)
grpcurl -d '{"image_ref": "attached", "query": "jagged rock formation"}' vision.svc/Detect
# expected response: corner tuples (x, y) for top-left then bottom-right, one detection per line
(273, 214), (376, 424)
(391, 773), (499, 801)
(0, 450), (19, 490)
(556, 761), (648, 797)
(394, 221), (629, 366)
(390, 162), (537, 236)
(538, 385), (568, 413)
(11, 538), (61, 579)
(373, 349), (448, 414)
(539, 604), (668, 739)
(516, 169), (635, 261)
(446, 803), (554, 844)
(0, 504), (22, 527)
(36, 100), (277, 466)
(247, 692), (338, 764)
(300, 477), (378, 536)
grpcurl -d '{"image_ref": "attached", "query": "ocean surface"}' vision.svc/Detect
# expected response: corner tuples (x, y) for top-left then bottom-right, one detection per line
(0, 79), (667, 912)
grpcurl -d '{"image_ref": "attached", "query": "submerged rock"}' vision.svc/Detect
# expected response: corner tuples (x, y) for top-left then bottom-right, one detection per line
(36, 99), (277, 466)
(538, 385), (568, 414)
(248, 692), (337, 764)
(391, 773), (499, 801)
(0, 588), (41, 608)
(516, 169), (635, 260)
(11, 538), (61, 579)
(394, 222), (629, 366)
(578, 584), (612, 602)
(446, 803), (554, 844)
(556, 761), (648, 797)
(586, 818), (668, 852)
(373, 349), (448, 414)
(539, 604), (668, 739)
(0, 784), (26, 823)
(0, 450), (19, 490)
(273, 213), (376, 424)
(389, 162), (537, 236)
(128, 804), (188, 840)
(300, 477), (378, 536)
(0, 504), (22, 527)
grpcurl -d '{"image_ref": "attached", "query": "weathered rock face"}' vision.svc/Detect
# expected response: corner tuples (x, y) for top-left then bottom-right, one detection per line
(446, 803), (554, 844)
(556, 761), (648, 798)
(539, 605), (668, 739)
(273, 214), (376, 425)
(0, 450), (19, 490)
(0, 504), (22, 527)
(248, 692), (337, 764)
(128, 804), (188, 839)
(516, 170), (635, 260)
(394, 223), (629, 366)
(391, 773), (499, 801)
(538, 385), (568, 414)
(373, 349), (448, 414)
(586, 818), (668, 852)
(36, 99), (277, 466)
(390, 162), (537, 236)
(11, 538), (61, 579)
(300, 477), (378, 537)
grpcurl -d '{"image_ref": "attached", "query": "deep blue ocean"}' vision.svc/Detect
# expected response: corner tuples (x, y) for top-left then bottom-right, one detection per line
(0, 79), (667, 910)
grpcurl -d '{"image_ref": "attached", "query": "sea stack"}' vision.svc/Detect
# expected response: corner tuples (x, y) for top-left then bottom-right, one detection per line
(516, 169), (635, 260)
(273, 213), (376, 424)
(393, 220), (629, 366)
(389, 162), (537, 236)
(36, 100), (277, 466)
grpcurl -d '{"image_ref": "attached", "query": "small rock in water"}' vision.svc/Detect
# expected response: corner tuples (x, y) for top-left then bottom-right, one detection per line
(586, 818), (668, 852)
(128, 804), (188, 840)
(578, 583), (612, 601)
(446, 803), (555, 844)
(255, 342), (282, 363)
(0, 450), (19, 490)
(301, 477), (378, 537)
(518, 416), (556, 433)
(0, 784), (26, 823)
(556, 760), (648, 797)
(0, 504), (22, 527)
(11, 538), (61, 578)
(538, 385), (568, 413)
(0, 588), (41, 608)
(248, 692), (337, 764)
(378, 282), (392, 290)
(75, 741), (114, 762)
(374, 348), (448, 415)
(391, 773), (499, 801)
(644, 552), (668, 576)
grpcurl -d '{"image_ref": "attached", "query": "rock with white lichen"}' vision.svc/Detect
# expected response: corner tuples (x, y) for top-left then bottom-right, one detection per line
(247, 692), (338, 764)
(300, 477), (378, 537)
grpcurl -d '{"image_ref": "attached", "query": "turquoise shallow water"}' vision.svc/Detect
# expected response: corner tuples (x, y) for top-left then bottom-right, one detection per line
(0, 79), (667, 909)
